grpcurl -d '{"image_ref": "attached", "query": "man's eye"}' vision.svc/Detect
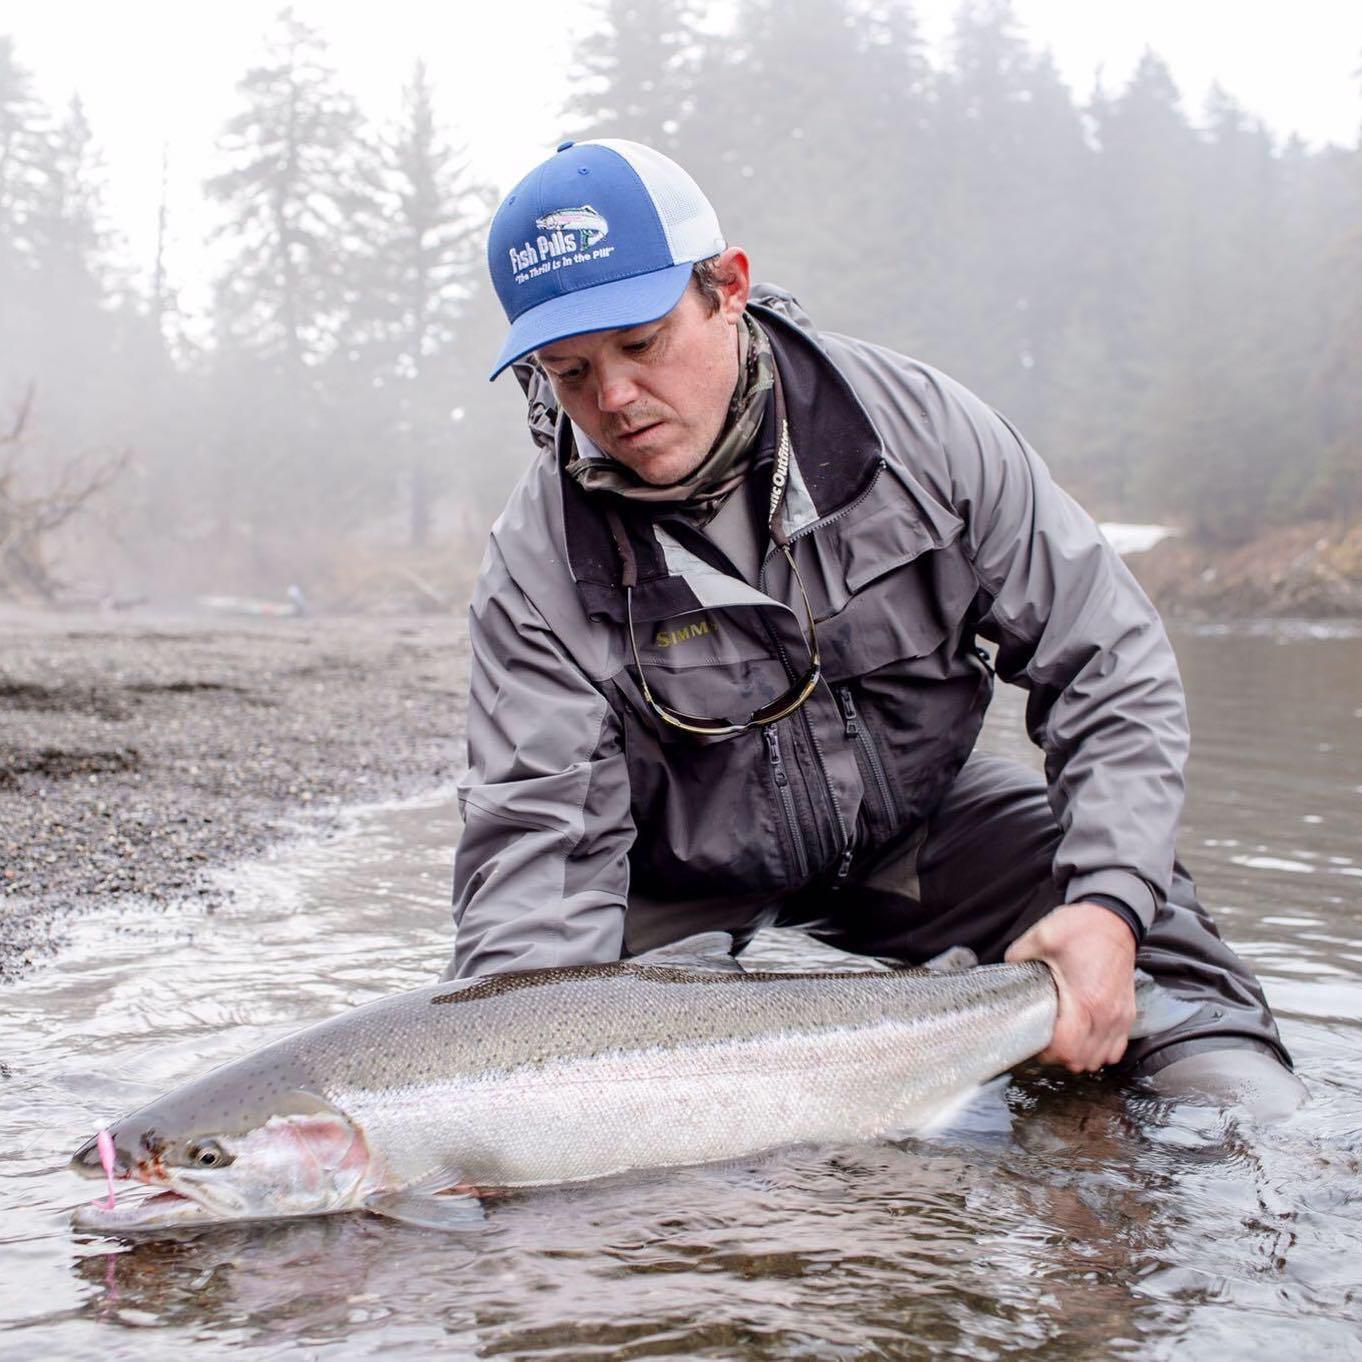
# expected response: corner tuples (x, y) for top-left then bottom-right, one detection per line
(624, 338), (653, 355)
(553, 369), (584, 385)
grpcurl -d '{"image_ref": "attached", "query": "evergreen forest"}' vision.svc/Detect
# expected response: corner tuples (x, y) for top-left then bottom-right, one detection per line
(1, 1), (1359, 603)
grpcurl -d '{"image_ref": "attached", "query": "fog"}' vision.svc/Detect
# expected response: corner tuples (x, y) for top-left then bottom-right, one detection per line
(1, 1), (1359, 608)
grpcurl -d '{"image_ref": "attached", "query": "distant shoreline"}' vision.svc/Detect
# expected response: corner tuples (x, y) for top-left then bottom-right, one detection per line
(1124, 520), (1362, 621)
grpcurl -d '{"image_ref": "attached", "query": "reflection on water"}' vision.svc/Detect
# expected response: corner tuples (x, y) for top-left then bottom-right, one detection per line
(2, 624), (1360, 1360)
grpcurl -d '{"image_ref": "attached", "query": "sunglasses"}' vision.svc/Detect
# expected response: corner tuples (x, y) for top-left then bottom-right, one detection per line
(625, 538), (821, 737)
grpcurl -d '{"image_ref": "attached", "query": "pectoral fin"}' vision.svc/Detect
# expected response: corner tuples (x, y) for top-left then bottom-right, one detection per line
(893, 1075), (1014, 1141)
(364, 1190), (487, 1231)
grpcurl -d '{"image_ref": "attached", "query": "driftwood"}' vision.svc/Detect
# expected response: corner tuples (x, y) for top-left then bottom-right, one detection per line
(0, 385), (130, 601)
(393, 562), (452, 611)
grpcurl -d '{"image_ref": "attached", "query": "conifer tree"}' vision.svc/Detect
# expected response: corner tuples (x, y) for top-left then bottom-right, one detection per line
(206, 6), (367, 371)
(842, 0), (937, 351)
(2, 4), (1358, 596)
(341, 59), (495, 547)
(676, 0), (914, 330)
(202, 7), (373, 566)
(922, 0), (1091, 424)
(1085, 51), (1201, 511)
(565, 0), (703, 151)
(1312, 115), (1362, 523)
(27, 96), (111, 322)
(0, 38), (50, 393)
(19, 90), (148, 460)
(1170, 91), (1301, 538)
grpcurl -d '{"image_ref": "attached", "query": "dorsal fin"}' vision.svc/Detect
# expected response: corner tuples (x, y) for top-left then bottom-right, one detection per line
(630, 932), (744, 973)
(921, 945), (979, 973)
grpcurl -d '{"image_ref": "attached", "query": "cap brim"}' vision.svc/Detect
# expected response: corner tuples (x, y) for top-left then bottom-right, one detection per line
(488, 262), (693, 380)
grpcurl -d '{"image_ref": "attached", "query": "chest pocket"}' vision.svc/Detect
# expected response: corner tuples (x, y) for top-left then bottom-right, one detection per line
(624, 596), (809, 742)
(802, 478), (972, 681)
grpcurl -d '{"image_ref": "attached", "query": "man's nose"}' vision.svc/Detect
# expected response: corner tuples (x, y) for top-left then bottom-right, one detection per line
(595, 366), (640, 413)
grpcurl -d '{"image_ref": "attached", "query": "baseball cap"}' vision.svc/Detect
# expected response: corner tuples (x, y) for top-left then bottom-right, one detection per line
(486, 138), (726, 380)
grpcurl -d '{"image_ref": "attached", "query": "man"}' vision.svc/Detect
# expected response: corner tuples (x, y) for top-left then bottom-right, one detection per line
(447, 137), (1302, 1110)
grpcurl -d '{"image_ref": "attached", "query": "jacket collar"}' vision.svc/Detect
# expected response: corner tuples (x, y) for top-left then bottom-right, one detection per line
(558, 301), (887, 625)
(750, 301), (884, 531)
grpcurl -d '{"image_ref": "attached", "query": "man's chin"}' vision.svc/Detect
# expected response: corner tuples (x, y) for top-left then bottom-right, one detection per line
(617, 443), (706, 487)
(636, 463), (696, 487)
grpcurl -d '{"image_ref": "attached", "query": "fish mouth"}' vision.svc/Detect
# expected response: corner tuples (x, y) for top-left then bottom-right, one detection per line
(70, 1134), (221, 1232)
(71, 1181), (221, 1234)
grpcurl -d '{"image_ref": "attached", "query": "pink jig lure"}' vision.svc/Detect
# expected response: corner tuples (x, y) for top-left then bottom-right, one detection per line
(94, 1129), (117, 1210)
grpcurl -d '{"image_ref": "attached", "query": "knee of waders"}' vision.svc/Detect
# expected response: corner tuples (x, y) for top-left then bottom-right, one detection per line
(1138, 1038), (1306, 1122)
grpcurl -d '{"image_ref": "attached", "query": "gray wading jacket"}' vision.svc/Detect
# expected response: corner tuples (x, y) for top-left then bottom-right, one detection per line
(448, 288), (1188, 979)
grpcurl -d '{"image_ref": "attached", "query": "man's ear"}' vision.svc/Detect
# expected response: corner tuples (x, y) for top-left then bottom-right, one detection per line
(714, 247), (751, 321)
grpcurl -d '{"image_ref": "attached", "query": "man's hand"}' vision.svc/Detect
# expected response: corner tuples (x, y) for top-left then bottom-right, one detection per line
(1004, 902), (1137, 1072)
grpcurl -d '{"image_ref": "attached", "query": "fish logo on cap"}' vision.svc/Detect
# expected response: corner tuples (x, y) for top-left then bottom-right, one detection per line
(535, 206), (609, 247)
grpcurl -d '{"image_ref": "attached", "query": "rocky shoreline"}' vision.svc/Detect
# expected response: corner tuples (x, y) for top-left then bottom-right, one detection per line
(0, 611), (466, 977)
(1126, 520), (1362, 620)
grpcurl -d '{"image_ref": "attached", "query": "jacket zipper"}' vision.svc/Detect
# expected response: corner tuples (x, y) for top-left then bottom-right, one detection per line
(763, 724), (810, 882)
(755, 465), (890, 888)
(836, 685), (898, 829)
(754, 588), (850, 886)
(798, 705), (853, 883)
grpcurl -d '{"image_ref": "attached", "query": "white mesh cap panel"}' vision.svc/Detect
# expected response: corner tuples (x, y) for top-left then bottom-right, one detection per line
(590, 138), (726, 264)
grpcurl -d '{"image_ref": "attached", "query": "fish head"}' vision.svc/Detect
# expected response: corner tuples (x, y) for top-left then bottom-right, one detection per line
(71, 1082), (373, 1233)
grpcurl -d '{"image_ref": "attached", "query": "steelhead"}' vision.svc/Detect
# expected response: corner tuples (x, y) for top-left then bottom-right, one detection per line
(70, 934), (1059, 1233)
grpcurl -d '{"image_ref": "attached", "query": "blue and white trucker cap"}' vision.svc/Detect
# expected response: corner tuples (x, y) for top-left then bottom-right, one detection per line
(486, 138), (726, 380)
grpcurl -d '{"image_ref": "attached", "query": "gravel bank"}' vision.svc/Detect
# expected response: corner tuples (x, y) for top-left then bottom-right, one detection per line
(0, 610), (466, 977)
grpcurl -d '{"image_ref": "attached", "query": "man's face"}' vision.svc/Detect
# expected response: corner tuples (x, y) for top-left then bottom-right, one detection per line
(535, 249), (751, 486)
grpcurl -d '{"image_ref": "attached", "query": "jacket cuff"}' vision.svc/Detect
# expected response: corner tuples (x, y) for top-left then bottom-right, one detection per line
(1074, 893), (1145, 944)
(1066, 869), (1160, 933)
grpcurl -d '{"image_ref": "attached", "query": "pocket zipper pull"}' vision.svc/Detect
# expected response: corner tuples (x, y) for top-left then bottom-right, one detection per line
(763, 726), (789, 787)
(837, 686), (859, 738)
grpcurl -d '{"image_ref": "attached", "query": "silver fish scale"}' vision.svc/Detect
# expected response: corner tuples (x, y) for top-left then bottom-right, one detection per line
(281, 960), (1057, 1097)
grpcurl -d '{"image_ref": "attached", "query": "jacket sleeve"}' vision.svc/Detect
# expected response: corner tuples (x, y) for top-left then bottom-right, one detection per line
(445, 542), (635, 979)
(921, 368), (1188, 933)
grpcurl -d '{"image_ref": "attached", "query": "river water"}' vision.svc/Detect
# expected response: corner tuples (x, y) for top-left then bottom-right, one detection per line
(2, 622), (1360, 1361)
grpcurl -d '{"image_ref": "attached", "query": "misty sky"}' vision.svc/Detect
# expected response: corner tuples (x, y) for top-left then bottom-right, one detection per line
(7, 0), (1362, 304)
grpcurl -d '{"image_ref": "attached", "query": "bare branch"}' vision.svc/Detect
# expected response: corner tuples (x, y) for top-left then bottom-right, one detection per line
(0, 390), (131, 603)
(1, 383), (35, 447)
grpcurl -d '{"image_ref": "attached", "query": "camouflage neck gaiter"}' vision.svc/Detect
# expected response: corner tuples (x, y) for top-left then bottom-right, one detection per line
(565, 313), (775, 526)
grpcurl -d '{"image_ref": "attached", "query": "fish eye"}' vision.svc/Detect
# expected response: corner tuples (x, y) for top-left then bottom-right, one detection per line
(186, 1139), (233, 1169)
